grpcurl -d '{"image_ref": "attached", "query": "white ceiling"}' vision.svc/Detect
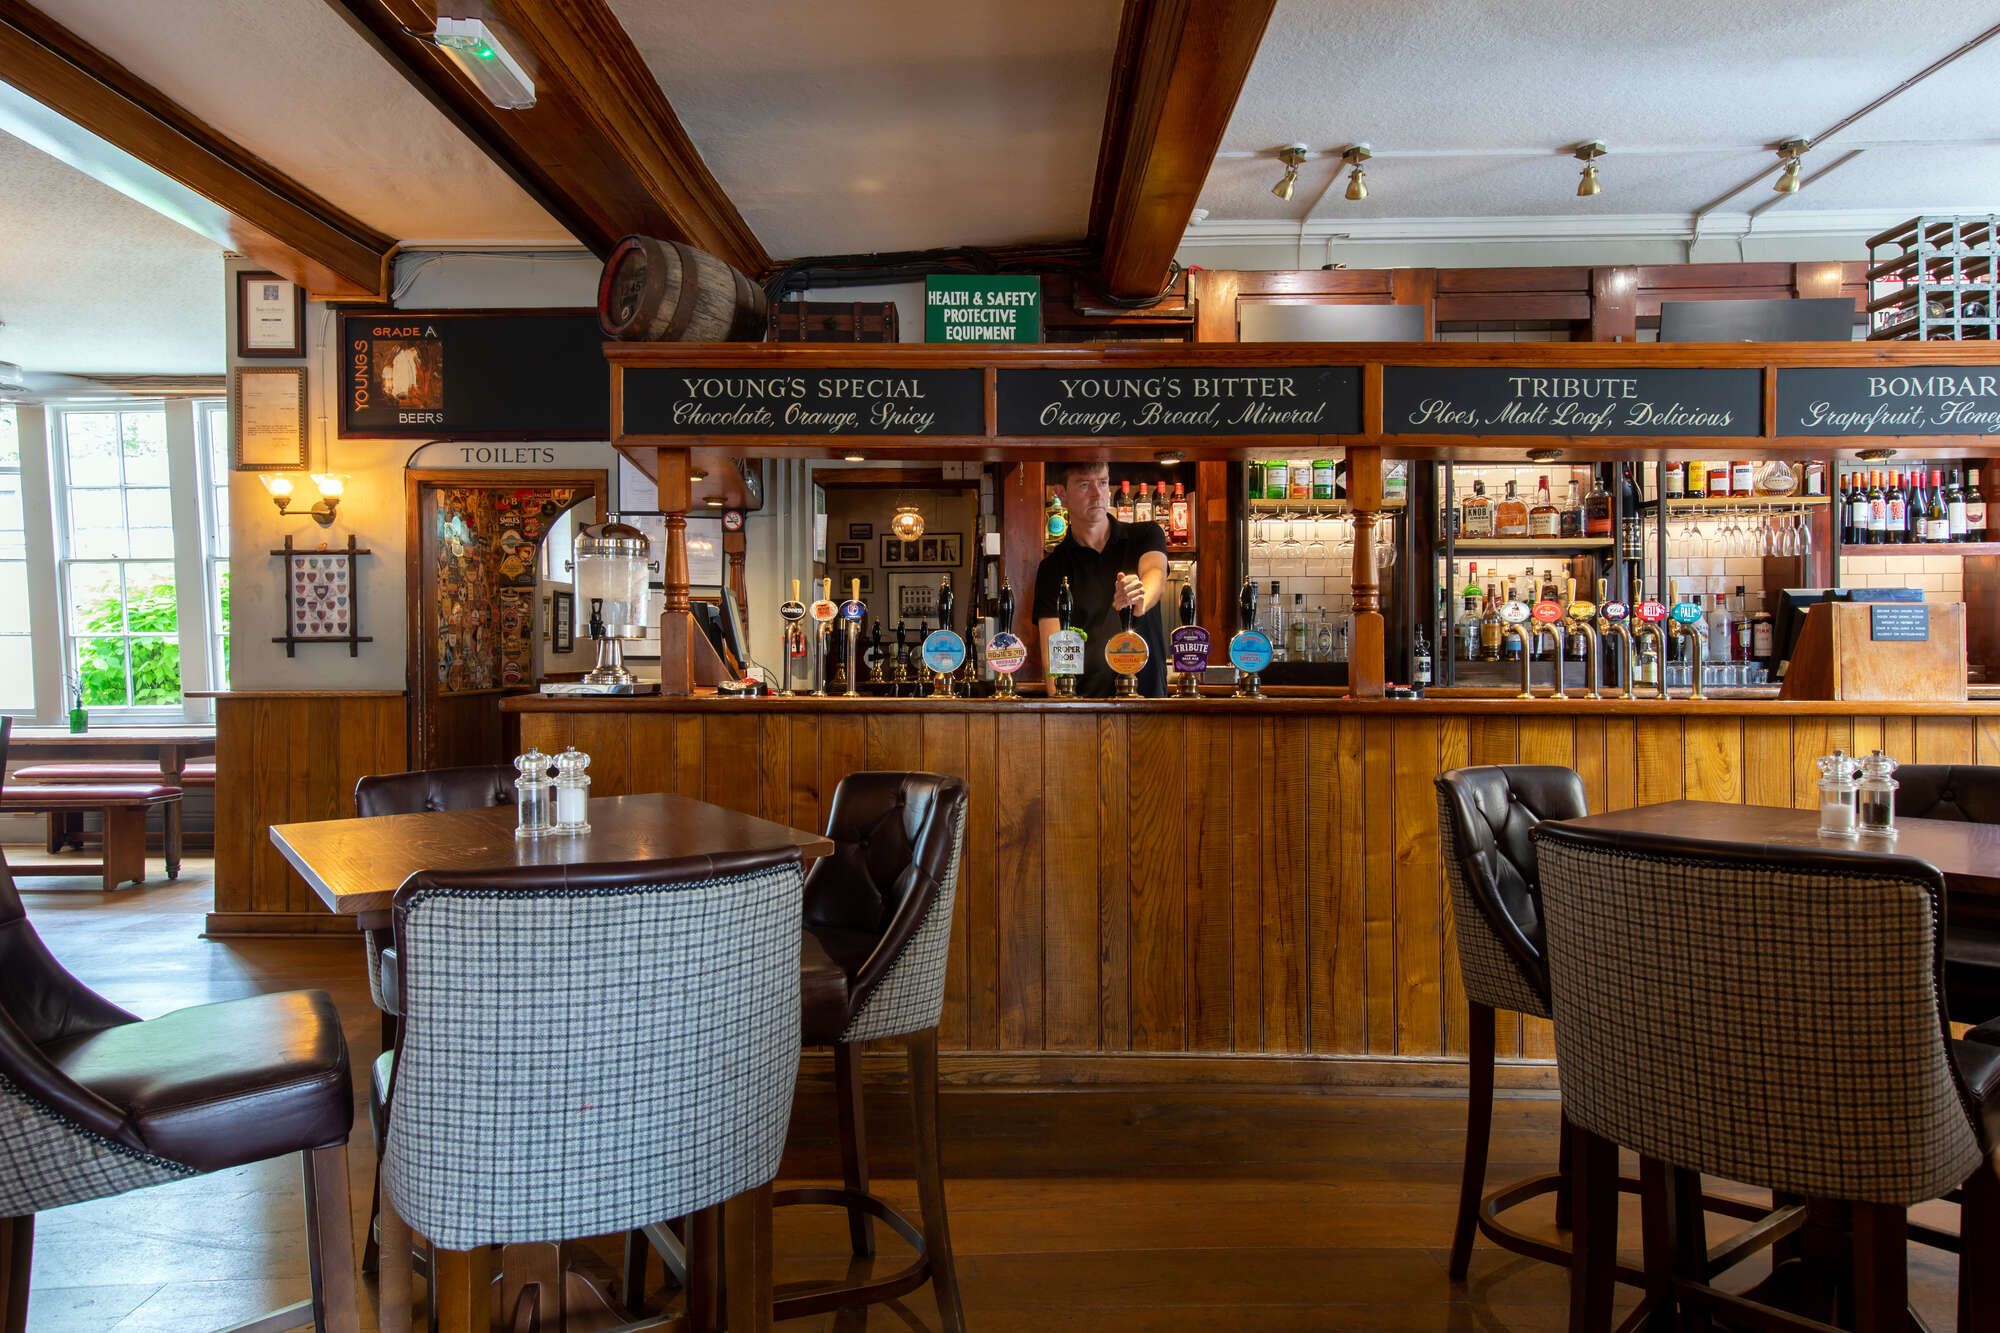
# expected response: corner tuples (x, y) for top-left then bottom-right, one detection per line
(608, 0), (1125, 257)
(27, 0), (574, 245)
(0, 129), (223, 376)
(1199, 0), (2000, 236)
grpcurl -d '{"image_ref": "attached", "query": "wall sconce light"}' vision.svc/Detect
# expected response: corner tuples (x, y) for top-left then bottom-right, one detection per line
(261, 473), (344, 527)
(1341, 145), (1372, 202)
(1271, 144), (1307, 201)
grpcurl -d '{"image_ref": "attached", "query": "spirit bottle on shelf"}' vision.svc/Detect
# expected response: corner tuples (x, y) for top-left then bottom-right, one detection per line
(1266, 580), (1286, 661)
(1133, 481), (1154, 525)
(1947, 470), (1968, 542)
(1665, 461), (1685, 499)
(1619, 464), (1646, 561)
(1115, 479), (1136, 523)
(1495, 480), (1529, 538)
(1460, 479), (1495, 537)
(1168, 482), (1191, 544)
(1731, 585), (1753, 662)
(1968, 469), (1989, 541)
(1584, 470), (1613, 537)
(1707, 585), (1732, 662)
(1751, 592), (1775, 665)
(1414, 625), (1432, 687)
(1315, 606), (1335, 662)
(1156, 482), (1172, 533)
(1457, 564), (1482, 661)
(1528, 475), (1560, 538)
(1885, 471), (1906, 543)
(1927, 470), (1949, 543)
(1501, 579), (1525, 661)
(1478, 584), (1504, 662)
(1559, 478), (1584, 538)
(1289, 594), (1309, 661)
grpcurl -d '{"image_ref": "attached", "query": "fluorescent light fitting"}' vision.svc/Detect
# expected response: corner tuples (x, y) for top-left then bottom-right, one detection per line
(434, 18), (536, 110)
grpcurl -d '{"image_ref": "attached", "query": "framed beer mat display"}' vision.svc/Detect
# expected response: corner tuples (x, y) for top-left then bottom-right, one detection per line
(551, 591), (574, 652)
(880, 533), (961, 568)
(270, 534), (372, 657)
(233, 367), (308, 470)
(235, 270), (305, 358)
(337, 309), (610, 439)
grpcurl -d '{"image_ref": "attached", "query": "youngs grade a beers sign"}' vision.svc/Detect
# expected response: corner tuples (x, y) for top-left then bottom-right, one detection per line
(339, 310), (609, 440)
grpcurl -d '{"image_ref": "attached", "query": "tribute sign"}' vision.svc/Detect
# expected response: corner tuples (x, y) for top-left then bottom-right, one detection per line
(996, 367), (1361, 437)
(1777, 368), (2000, 436)
(622, 368), (985, 436)
(1383, 367), (1760, 437)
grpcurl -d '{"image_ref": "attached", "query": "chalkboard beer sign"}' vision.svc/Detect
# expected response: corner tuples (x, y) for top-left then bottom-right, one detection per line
(1383, 367), (1760, 437)
(622, 368), (984, 436)
(339, 311), (609, 440)
(995, 367), (1361, 437)
(1777, 368), (2000, 436)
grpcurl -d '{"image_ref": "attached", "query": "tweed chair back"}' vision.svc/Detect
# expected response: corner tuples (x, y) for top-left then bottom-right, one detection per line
(353, 764), (517, 1015)
(1534, 823), (1983, 1205)
(1435, 767), (1586, 1020)
(804, 773), (968, 1043)
(382, 848), (806, 1250)
(1895, 764), (2000, 825)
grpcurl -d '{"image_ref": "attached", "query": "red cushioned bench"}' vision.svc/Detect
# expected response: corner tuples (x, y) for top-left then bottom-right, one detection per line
(13, 760), (214, 868)
(0, 784), (182, 890)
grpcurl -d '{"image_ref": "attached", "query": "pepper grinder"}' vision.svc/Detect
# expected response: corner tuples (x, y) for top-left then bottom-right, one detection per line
(1858, 749), (1899, 838)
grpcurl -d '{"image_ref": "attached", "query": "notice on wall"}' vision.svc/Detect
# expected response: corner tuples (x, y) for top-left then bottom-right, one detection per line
(622, 368), (985, 436)
(1870, 604), (1931, 642)
(925, 275), (1041, 343)
(338, 310), (608, 440)
(1777, 367), (2000, 436)
(1382, 367), (1760, 436)
(995, 367), (1361, 436)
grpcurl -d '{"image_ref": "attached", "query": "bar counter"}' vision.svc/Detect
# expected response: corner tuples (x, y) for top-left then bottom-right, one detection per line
(508, 692), (2000, 1088)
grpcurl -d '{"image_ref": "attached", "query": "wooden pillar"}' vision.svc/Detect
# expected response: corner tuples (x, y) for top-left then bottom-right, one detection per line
(1589, 267), (1638, 341)
(1193, 459), (1234, 646)
(657, 446), (695, 696)
(724, 525), (749, 649)
(1390, 268), (1437, 338)
(1347, 445), (1386, 698)
(1000, 461), (1046, 680)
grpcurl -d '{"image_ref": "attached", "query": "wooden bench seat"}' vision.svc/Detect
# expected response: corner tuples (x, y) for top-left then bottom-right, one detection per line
(12, 759), (216, 785)
(1, 783), (182, 890)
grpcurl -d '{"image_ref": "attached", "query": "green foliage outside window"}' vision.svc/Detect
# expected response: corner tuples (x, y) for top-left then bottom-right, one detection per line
(76, 578), (181, 706)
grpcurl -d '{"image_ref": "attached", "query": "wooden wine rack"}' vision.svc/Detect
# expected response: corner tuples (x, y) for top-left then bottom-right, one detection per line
(1867, 215), (1999, 341)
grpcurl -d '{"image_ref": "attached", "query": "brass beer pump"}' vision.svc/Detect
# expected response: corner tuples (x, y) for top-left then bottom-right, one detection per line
(1175, 582), (1202, 698)
(992, 584), (1018, 699)
(930, 576), (958, 699)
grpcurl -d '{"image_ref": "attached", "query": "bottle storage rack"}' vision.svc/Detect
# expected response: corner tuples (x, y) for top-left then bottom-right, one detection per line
(1867, 215), (1999, 341)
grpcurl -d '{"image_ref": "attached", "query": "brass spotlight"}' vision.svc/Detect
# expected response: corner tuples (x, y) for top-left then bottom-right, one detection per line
(1341, 144), (1372, 202)
(1271, 144), (1307, 201)
(1773, 138), (1808, 194)
(1574, 141), (1606, 197)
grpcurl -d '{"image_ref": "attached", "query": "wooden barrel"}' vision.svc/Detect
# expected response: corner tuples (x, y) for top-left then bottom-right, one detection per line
(598, 236), (768, 341)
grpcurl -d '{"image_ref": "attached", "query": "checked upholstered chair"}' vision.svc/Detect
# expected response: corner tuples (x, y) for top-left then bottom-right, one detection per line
(375, 845), (806, 1333)
(785, 772), (968, 1330)
(1896, 763), (2000, 1024)
(1535, 821), (2000, 1333)
(0, 720), (360, 1333)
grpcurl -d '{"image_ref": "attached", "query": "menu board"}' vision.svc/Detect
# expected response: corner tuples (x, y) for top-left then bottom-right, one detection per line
(1382, 367), (1760, 436)
(622, 368), (984, 436)
(995, 367), (1360, 436)
(338, 310), (608, 440)
(1777, 367), (2000, 436)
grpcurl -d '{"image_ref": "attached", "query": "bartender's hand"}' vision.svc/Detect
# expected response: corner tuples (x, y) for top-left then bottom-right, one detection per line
(1112, 572), (1146, 612)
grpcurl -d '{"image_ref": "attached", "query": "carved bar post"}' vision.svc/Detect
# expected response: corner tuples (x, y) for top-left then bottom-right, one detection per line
(1347, 445), (1387, 698)
(656, 446), (694, 696)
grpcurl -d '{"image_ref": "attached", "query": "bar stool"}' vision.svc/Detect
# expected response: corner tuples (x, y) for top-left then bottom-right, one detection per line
(1896, 763), (2000, 1024)
(375, 845), (807, 1333)
(1534, 821), (2000, 1332)
(781, 771), (968, 1331)
(0, 720), (360, 1332)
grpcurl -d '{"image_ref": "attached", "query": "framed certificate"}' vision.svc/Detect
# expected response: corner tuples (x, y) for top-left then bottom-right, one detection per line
(236, 271), (306, 357)
(234, 367), (308, 471)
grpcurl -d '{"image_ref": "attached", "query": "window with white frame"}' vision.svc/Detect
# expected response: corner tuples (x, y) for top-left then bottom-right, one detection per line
(0, 404), (29, 711)
(197, 399), (230, 689)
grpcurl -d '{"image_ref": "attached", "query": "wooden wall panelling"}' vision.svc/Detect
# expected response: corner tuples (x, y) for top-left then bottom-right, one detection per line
(1602, 719), (1638, 813)
(1981, 719), (2000, 768)
(1390, 717), (1444, 1056)
(1261, 717), (1308, 1051)
(1096, 714), (1133, 1050)
(1879, 716), (1916, 767)
(701, 713), (759, 814)
(1130, 714), (1190, 1051)
(1436, 716), (1471, 1056)
(756, 716), (789, 826)
(1571, 717), (1608, 814)
(1634, 718), (1686, 806)
(964, 714), (1001, 1050)
(1742, 719), (1794, 808)
(1361, 718), (1398, 1055)
(1186, 713), (1235, 1051)
(1225, 717), (1263, 1050)
(1304, 718), (1347, 1052)
(1588, 267), (1639, 342)
(1041, 714), (1101, 1050)
(994, 713), (1045, 1049)
(1682, 716), (1743, 804)
(1914, 717), (1976, 767)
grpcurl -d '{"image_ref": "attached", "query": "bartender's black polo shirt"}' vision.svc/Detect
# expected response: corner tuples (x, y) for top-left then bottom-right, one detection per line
(1032, 517), (1169, 697)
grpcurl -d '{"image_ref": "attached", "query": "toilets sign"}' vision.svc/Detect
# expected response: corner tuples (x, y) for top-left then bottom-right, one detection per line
(925, 276), (1041, 344)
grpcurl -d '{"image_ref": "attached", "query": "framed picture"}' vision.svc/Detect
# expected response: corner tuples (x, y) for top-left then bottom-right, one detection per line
(939, 535), (962, 566)
(883, 532), (961, 568)
(837, 569), (873, 596)
(888, 573), (937, 623)
(236, 270), (305, 358)
(812, 484), (828, 563)
(848, 522), (873, 540)
(920, 538), (939, 564)
(834, 541), (865, 564)
(882, 539), (901, 564)
(233, 367), (308, 470)
(551, 590), (574, 653)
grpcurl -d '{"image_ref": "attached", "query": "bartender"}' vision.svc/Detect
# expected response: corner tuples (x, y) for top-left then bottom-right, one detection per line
(1033, 460), (1169, 697)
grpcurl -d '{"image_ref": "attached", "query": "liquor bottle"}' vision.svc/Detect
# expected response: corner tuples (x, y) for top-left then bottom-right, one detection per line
(1044, 488), (1069, 549)
(1583, 470), (1613, 537)
(1133, 480), (1154, 526)
(1245, 461), (1264, 501)
(1460, 479), (1495, 537)
(1708, 462), (1731, 498)
(1928, 469), (1950, 543)
(1886, 470), (1908, 543)
(1457, 564), (1483, 661)
(1315, 607), (1334, 662)
(1947, 470), (1968, 542)
(1501, 577), (1525, 660)
(1265, 461), (1288, 501)
(1495, 480), (1529, 538)
(1967, 468), (1988, 541)
(1267, 580), (1285, 661)
(1114, 479), (1136, 523)
(1168, 482), (1191, 544)
(1478, 584), (1504, 662)
(1539, 568), (1561, 606)
(1311, 459), (1338, 501)
(1290, 461), (1312, 502)
(1706, 585), (1731, 662)
(1619, 464), (1646, 561)
(1842, 472), (1861, 545)
(1731, 585), (1753, 662)
(1529, 475), (1561, 538)
(1559, 479), (1584, 538)
(1289, 594), (1309, 661)
(1751, 591), (1775, 664)
(1804, 459), (1827, 497)
(1730, 460), (1755, 495)
(1414, 625), (1433, 687)
(1868, 470), (1886, 543)
(1903, 470), (1922, 543)
(1687, 460), (1708, 497)
(1665, 460), (1686, 499)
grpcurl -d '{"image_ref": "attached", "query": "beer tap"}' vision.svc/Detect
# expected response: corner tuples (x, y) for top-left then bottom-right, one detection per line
(1564, 577), (1604, 701)
(889, 621), (910, 692)
(929, 575), (959, 698)
(1669, 620), (1709, 701)
(1231, 577), (1267, 698)
(865, 622), (887, 688)
(992, 583), (1020, 699)
(841, 577), (863, 698)
(956, 584), (982, 695)
(1595, 576), (1636, 698)
(1520, 624), (1567, 700)
(809, 577), (835, 697)
(1050, 576), (1081, 698)
(1175, 582), (1203, 698)
(776, 579), (806, 697)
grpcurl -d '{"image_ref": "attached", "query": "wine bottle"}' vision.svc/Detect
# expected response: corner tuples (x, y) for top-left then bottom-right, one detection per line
(1927, 469), (1949, 543)
(1884, 470), (1906, 544)
(1947, 469), (1969, 542)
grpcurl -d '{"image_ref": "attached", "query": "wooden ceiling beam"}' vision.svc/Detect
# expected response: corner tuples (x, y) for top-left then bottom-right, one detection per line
(1090, 0), (1276, 301)
(0, 1), (394, 299)
(327, 0), (768, 275)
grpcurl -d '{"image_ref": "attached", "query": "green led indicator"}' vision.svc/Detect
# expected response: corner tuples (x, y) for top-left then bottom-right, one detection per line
(476, 45), (495, 59)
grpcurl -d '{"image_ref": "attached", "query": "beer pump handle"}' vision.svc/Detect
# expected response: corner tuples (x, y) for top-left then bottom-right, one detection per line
(937, 578), (955, 631)
(997, 582), (1015, 632)
(1179, 582), (1197, 629)
(791, 578), (801, 603)
(1120, 604), (1134, 632)
(850, 577), (861, 603)
(1238, 578), (1258, 630)
(821, 577), (832, 604)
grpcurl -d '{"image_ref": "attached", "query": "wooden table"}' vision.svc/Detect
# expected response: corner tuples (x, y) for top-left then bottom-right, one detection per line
(1553, 800), (2000, 898)
(270, 791), (835, 920)
(8, 726), (216, 880)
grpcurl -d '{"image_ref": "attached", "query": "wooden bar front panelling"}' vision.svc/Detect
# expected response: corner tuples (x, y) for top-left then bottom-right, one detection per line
(515, 701), (2000, 1072)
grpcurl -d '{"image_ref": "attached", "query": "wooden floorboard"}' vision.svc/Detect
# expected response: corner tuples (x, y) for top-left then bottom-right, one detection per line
(11, 859), (1965, 1330)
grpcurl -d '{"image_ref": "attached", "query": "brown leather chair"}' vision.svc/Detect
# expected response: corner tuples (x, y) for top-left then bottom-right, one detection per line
(0, 719), (359, 1332)
(1896, 763), (2000, 1024)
